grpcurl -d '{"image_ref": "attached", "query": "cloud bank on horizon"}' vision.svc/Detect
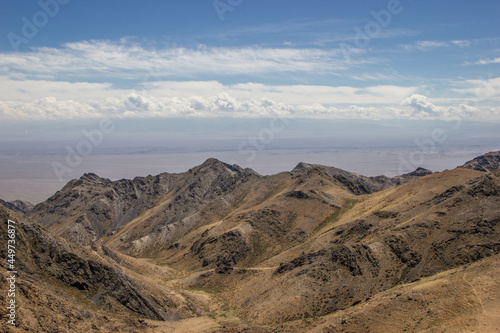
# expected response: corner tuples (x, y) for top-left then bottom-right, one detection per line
(0, 0), (499, 121)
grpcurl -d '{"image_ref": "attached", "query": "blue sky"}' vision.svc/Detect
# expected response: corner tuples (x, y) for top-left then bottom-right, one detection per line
(0, 1), (499, 203)
(0, 0), (499, 120)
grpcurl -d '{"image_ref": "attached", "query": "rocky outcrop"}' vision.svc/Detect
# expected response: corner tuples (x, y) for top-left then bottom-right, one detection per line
(459, 150), (500, 172)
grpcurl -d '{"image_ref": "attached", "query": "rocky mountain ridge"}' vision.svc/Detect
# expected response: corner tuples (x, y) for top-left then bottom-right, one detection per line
(459, 150), (500, 172)
(291, 162), (432, 194)
(1, 150), (499, 332)
(26, 158), (431, 251)
(0, 199), (33, 215)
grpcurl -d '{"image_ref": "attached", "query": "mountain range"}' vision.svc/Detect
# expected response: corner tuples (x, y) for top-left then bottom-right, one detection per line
(1, 151), (499, 332)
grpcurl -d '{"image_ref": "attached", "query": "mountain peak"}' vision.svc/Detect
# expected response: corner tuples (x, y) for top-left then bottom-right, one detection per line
(197, 158), (260, 177)
(401, 167), (433, 178)
(459, 150), (500, 172)
(291, 162), (312, 174)
(202, 157), (222, 165)
(79, 173), (108, 184)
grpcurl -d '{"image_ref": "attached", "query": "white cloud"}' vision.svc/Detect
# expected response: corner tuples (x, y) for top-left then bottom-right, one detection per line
(125, 93), (150, 111)
(0, 40), (366, 81)
(1, 77), (498, 121)
(1, 89), (498, 121)
(450, 77), (500, 102)
(465, 57), (500, 65)
(401, 37), (500, 53)
(0, 76), (116, 102)
(0, 97), (100, 119)
(400, 40), (450, 51)
(400, 94), (496, 120)
(455, 104), (479, 117)
(0, 74), (418, 107)
(350, 72), (401, 81)
(1, 89), (496, 121)
(450, 40), (471, 48)
(145, 81), (417, 105)
(415, 40), (449, 50)
(402, 94), (440, 117)
(0, 91), (415, 121)
(1, 39), (499, 121)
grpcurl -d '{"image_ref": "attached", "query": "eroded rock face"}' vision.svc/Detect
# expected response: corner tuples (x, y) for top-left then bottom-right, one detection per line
(27, 159), (262, 250)
(27, 172), (176, 246)
(275, 244), (378, 277)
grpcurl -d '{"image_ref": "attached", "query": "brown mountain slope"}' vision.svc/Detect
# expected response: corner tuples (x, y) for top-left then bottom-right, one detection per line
(305, 253), (500, 333)
(171, 168), (499, 327)
(107, 159), (431, 270)
(292, 162), (432, 194)
(140, 167), (353, 272)
(7, 152), (500, 332)
(0, 206), (206, 332)
(27, 158), (429, 259)
(120, 165), (460, 274)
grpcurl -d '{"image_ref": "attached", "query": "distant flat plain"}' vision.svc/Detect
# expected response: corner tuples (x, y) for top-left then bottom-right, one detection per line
(1, 118), (499, 203)
(0, 144), (497, 204)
